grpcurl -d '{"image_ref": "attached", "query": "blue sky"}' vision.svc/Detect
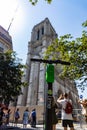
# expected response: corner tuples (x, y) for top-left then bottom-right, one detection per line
(0, 0), (87, 98)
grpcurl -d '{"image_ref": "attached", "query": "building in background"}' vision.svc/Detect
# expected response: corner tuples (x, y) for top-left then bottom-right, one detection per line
(0, 25), (12, 52)
(17, 18), (79, 110)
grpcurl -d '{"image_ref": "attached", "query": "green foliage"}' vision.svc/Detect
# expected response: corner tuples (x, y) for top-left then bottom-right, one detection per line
(44, 21), (87, 91)
(0, 51), (28, 105)
(29, 0), (52, 5)
(82, 20), (87, 27)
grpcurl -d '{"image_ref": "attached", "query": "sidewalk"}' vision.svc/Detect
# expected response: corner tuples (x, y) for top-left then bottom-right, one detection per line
(0, 123), (87, 130)
(29, 123), (87, 130)
(56, 123), (87, 130)
(11, 122), (87, 130)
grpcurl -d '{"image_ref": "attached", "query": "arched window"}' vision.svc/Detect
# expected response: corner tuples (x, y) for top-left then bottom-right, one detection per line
(42, 27), (44, 35)
(37, 30), (40, 40)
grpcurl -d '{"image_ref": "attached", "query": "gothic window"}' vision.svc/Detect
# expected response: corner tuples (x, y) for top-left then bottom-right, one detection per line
(37, 30), (40, 40)
(42, 26), (44, 35)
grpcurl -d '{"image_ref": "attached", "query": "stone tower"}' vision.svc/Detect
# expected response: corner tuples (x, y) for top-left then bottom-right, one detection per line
(17, 18), (79, 108)
(17, 18), (57, 106)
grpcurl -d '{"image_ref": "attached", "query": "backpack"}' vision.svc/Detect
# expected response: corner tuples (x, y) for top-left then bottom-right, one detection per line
(32, 111), (36, 117)
(64, 101), (73, 114)
(15, 111), (20, 119)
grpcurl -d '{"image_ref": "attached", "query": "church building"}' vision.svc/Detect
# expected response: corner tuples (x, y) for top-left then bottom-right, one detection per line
(17, 18), (79, 109)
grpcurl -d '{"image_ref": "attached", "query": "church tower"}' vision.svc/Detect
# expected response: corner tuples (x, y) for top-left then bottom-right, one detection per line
(17, 18), (57, 106)
(17, 18), (79, 109)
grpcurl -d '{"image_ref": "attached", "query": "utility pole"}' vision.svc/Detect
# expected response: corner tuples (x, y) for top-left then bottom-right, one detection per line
(31, 58), (70, 130)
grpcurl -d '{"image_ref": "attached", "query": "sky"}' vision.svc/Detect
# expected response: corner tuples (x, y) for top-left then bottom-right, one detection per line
(0, 0), (87, 99)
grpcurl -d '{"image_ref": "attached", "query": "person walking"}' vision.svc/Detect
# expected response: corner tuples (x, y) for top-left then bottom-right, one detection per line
(57, 93), (74, 130)
(0, 107), (4, 126)
(14, 108), (20, 127)
(51, 97), (58, 130)
(23, 108), (29, 128)
(5, 108), (11, 126)
(30, 108), (36, 127)
(78, 99), (87, 124)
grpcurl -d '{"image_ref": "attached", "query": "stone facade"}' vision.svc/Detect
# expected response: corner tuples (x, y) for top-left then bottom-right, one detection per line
(17, 18), (79, 109)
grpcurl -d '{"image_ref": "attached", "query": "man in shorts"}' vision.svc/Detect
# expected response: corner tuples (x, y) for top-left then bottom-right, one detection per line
(57, 93), (74, 130)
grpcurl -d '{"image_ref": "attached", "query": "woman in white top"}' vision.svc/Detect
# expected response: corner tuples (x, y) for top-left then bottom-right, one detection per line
(57, 93), (74, 130)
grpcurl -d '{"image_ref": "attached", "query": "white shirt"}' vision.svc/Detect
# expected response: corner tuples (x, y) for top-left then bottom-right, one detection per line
(58, 98), (73, 120)
(81, 104), (87, 115)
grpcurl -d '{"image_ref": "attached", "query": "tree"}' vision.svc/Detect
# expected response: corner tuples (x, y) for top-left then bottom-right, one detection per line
(29, 0), (52, 5)
(0, 51), (27, 105)
(44, 20), (87, 91)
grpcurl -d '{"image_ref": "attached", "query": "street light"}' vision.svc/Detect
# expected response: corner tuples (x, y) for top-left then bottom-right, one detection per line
(31, 58), (70, 130)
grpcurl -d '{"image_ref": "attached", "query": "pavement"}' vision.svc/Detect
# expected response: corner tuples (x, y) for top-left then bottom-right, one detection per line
(0, 123), (87, 130)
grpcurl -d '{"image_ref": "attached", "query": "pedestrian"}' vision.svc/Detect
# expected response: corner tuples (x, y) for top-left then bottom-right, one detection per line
(30, 108), (36, 127)
(14, 108), (20, 127)
(23, 108), (29, 128)
(57, 93), (74, 130)
(78, 99), (87, 124)
(5, 108), (11, 126)
(0, 107), (4, 126)
(51, 97), (58, 130)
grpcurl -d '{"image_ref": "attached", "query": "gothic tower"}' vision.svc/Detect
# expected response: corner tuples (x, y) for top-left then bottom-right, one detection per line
(17, 18), (79, 108)
(17, 18), (57, 106)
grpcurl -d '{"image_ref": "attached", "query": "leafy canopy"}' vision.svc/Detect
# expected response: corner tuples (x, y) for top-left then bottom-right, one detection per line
(29, 0), (52, 5)
(0, 51), (28, 105)
(44, 20), (87, 91)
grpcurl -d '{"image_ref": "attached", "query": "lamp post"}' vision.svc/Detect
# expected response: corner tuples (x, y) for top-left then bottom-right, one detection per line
(45, 64), (54, 130)
(31, 58), (70, 130)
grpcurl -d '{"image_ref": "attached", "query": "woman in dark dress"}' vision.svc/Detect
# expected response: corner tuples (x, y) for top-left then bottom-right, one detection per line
(52, 97), (58, 130)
